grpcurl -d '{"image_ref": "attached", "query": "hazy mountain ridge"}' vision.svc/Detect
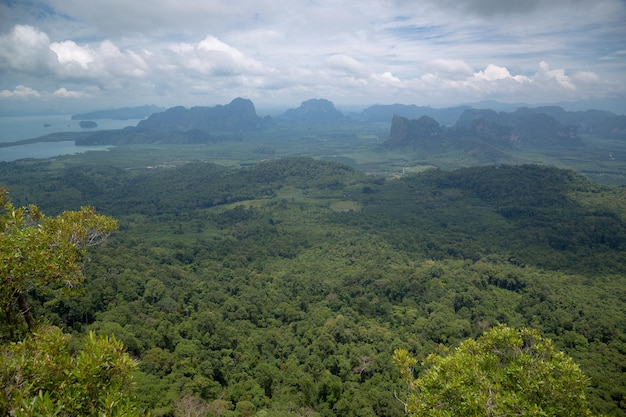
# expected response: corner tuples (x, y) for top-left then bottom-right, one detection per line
(280, 98), (347, 123)
(16, 98), (626, 168)
(137, 97), (265, 132)
(386, 109), (585, 150)
(361, 104), (471, 126)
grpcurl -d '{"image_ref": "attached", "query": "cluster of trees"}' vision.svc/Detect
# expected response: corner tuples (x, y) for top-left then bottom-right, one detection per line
(0, 188), (140, 415)
(1, 158), (625, 416)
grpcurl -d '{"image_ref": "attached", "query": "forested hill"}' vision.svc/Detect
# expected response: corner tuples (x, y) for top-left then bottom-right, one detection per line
(1, 158), (625, 416)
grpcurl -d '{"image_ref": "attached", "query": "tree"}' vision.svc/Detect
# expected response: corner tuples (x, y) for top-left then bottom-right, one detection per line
(0, 188), (117, 340)
(0, 189), (139, 416)
(0, 325), (140, 416)
(394, 325), (595, 417)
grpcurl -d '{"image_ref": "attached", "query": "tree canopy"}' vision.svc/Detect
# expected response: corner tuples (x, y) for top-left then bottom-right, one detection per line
(1, 159), (624, 415)
(394, 325), (595, 417)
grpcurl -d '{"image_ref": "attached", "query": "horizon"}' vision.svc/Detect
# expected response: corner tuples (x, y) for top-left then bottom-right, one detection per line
(1, 97), (625, 119)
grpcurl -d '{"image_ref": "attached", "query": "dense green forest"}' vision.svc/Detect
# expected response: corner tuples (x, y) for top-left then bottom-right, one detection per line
(1, 156), (626, 416)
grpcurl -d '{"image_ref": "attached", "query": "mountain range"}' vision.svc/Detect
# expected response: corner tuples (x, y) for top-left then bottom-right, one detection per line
(68, 97), (626, 148)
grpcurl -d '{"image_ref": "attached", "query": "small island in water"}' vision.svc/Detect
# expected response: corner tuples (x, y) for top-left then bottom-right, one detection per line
(79, 120), (98, 128)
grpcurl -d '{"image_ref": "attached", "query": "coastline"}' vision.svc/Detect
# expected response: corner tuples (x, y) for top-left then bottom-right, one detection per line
(0, 131), (92, 148)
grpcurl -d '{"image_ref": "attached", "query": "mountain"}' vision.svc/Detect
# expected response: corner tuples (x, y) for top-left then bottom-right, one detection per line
(71, 105), (164, 120)
(137, 97), (264, 132)
(361, 104), (470, 126)
(384, 109), (583, 162)
(387, 115), (443, 148)
(456, 108), (583, 147)
(280, 98), (346, 123)
(593, 115), (626, 139)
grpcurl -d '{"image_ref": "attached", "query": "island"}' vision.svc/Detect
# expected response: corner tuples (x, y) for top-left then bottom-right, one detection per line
(79, 120), (98, 129)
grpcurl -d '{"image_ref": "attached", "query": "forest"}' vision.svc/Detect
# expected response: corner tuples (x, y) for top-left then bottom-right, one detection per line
(1, 152), (625, 416)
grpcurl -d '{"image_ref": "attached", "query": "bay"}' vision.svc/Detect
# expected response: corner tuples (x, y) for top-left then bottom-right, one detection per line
(0, 114), (140, 161)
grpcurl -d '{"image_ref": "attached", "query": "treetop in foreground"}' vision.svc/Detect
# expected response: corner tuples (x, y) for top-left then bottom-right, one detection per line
(0, 325), (140, 417)
(1, 187), (117, 340)
(394, 325), (595, 417)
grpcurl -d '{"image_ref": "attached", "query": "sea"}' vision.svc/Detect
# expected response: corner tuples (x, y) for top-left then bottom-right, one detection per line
(0, 114), (142, 162)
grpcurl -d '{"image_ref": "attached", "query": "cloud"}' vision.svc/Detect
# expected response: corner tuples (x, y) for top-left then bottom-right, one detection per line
(50, 40), (95, 69)
(426, 59), (474, 80)
(415, 0), (622, 17)
(326, 54), (370, 78)
(0, 0), (624, 112)
(536, 61), (575, 90)
(474, 64), (530, 83)
(0, 85), (41, 99)
(0, 25), (57, 75)
(0, 84), (98, 101)
(52, 87), (92, 98)
(197, 35), (270, 75)
(572, 71), (600, 84)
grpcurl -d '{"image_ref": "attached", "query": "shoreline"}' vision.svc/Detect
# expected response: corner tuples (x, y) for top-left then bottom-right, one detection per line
(0, 131), (96, 148)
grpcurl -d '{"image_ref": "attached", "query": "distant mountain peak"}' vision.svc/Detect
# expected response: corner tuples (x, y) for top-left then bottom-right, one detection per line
(137, 98), (263, 132)
(281, 98), (346, 122)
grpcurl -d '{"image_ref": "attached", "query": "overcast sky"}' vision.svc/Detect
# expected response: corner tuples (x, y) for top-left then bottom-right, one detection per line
(1, 0), (625, 114)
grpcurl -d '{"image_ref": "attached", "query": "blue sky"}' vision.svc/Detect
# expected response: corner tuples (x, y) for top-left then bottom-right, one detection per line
(0, 0), (624, 114)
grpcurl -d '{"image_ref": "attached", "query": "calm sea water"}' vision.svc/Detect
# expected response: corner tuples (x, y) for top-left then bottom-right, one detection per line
(0, 114), (141, 161)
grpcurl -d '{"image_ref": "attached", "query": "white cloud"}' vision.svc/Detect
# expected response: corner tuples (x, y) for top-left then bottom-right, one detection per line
(537, 61), (575, 90)
(161, 36), (272, 79)
(572, 71), (600, 84)
(474, 64), (530, 83)
(0, 85), (41, 99)
(50, 40), (95, 68)
(0, 25), (57, 75)
(197, 35), (269, 75)
(52, 87), (91, 98)
(372, 71), (403, 86)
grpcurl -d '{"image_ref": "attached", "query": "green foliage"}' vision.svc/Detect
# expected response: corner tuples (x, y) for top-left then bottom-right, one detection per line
(0, 325), (140, 416)
(1, 159), (626, 416)
(0, 188), (117, 340)
(394, 325), (594, 417)
(0, 190), (141, 416)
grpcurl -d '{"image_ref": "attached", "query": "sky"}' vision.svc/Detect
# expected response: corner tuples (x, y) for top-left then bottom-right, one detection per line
(0, 0), (625, 114)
